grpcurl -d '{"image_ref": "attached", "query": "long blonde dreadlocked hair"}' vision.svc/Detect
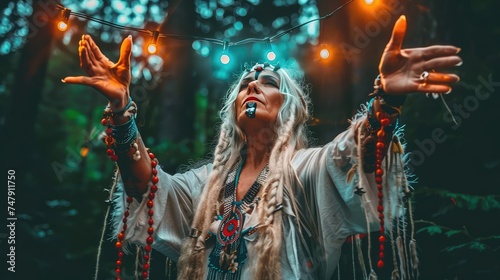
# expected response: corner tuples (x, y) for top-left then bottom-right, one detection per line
(178, 63), (311, 279)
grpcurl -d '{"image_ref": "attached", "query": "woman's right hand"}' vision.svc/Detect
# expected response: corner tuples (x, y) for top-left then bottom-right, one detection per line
(63, 35), (132, 110)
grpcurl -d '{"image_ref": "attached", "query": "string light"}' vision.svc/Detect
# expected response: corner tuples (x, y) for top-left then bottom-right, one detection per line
(319, 44), (331, 60)
(265, 39), (276, 61)
(364, 0), (375, 5)
(57, 8), (71, 31)
(220, 41), (230, 64)
(54, 0), (355, 57)
(147, 31), (160, 54)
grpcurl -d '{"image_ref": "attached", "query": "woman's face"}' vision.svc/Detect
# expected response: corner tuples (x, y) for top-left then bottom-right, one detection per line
(235, 69), (284, 133)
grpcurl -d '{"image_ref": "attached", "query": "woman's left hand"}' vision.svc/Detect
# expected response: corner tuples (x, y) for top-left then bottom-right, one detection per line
(378, 15), (462, 95)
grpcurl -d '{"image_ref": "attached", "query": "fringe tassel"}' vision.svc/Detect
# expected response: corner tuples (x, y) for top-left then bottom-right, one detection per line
(409, 239), (419, 278)
(355, 235), (368, 280)
(392, 269), (400, 280)
(396, 236), (406, 280)
(369, 269), (378, 280)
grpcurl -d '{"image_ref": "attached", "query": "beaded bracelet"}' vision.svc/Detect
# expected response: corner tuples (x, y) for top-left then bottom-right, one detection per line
(369, 75), (406, 115)
(102, 99), (141, 161)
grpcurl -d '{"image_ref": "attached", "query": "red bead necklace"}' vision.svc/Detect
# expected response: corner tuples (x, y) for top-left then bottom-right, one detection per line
(102, 116), (158, 279)
(374, 111), (390, 269)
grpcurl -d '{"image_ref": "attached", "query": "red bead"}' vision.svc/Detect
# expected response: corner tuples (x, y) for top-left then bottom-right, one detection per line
(118, 251), (123, 258)
(115, 241), (122, 249)
(376, 159), (382, 165)
(147, 200), (154, 208)
(380, 118), (390, 127)
(145, 245), (152, 252)
(379, 235), (386, 243)
(142, 271), (149, 279)
(377, 260), (384, 269)
(148, 219), (154, 225)
(122, 224), (127, 230)
(146, 236), (153, 244)
(380, 226), (385, 233)
(377, 130), (386, 138)
(379, 244), (385, 252)
(379, 199), (383, 205)
(152, 169), (158, 175)
(126, 197), (134, 203)
(148, 227), (154, 234)
(151, 176), (159, 184)
(377, 184), (383, 190)
(110, 154), (118, 161)
(377, 205), (383, 212)
(380, 219), (384, 226)
(116, 260), (122, 266)
(379, 213), (384, 220)
(379, 252), (384, 259)
(106, 127), (113, 135)
(376, 142), (385, 149)
(106, 148), (114, 156)
(149, 152), (155, 159)
(144, 254), (150, 261)
(376, 168), (384, 176)
(116, 268), (121, 274)
(143, 263), (150, 270)
(101, 118), (108, 125)
(376, 151), (382, 158)
(124, 211), (130, 217)
(375, 177), (383, 184)
(151, 185), (158, 193)
(122, 217), (127, 223)
(376, 163), (381, 169)
(118, 233), (124, 241)
(151, 161), (157, 167)
(148, 209), (154, 216)
(378, 192), (383, 199)
(149, 192), (155, 200)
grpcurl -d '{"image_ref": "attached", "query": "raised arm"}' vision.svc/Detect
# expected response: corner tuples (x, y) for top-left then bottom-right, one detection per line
(62, 35), (151, 198)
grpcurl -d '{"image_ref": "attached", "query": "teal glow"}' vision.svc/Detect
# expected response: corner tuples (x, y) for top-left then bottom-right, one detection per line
(234, 21), (243, 31)
(200, 46), (210, 57)
(235, 7), (247, 17)
(219, 0), (234, 7)
(225, 27), (236, 37)
(0, 41), (11, 55)
(192, 40), (201, 50)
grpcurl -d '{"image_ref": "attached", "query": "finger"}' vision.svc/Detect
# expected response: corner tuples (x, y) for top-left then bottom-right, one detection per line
(423, 55), (462, 70)
(82, 38), (97, 64)
(117, 35), (133, 69)
(86, 34), (104, 61)
(62, 76), (93, 86)
(424, 72), (460, 84)
(416, 83), (452, 94)
(385, 15), (407, 52)
(417, 45), (461, 60)
(80, 43), (92, 70)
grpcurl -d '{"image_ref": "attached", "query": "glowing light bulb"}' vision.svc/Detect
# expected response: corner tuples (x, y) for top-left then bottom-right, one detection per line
(266, 51), (276, 61)
(147, 44), (157, 54)
(57, 21), (68, 31)
(57, 8), (71, 31)
(147, 31), (160, 55)
(320, 48), (330, 60)
(220, 54), (230, 64)
(364, 0), (375, 5)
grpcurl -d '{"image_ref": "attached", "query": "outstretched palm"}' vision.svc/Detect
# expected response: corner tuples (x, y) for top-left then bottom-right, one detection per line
(63, 35), (132, 108)
(379, 16), (461, 95)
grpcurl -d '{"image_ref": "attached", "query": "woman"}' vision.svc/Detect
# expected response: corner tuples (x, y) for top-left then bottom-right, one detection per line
(63, 16), (461, 279)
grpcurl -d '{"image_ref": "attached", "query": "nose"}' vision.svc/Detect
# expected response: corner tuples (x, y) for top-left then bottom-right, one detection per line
(247, 80), (260, 94)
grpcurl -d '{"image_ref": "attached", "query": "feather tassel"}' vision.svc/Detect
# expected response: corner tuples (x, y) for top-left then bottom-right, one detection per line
(369, 269), (378, 280)
(392, 269), (400, 280)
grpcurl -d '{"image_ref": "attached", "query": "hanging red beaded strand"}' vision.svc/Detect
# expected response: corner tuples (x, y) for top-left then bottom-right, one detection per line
(142, 150), (158, 280)
(375, 110), (390, 269)
(101, 114), (159, 279)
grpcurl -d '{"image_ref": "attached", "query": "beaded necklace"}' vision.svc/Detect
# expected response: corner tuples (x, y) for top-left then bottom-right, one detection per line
(207, 154), (268, 280)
